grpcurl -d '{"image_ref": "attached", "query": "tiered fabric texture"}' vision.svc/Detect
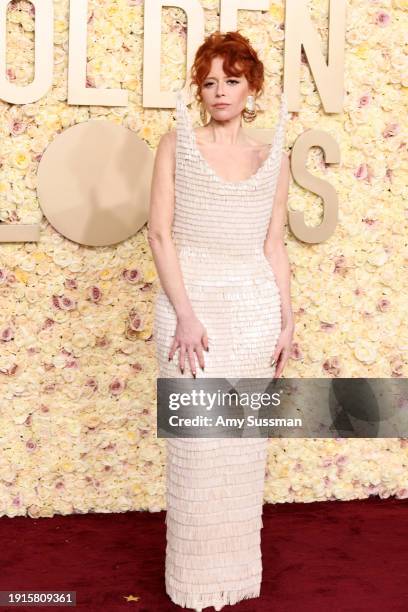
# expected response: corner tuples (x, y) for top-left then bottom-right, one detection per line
(153, 89), (288, 609)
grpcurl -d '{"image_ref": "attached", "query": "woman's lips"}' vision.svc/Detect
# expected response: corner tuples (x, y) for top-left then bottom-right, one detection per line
(213, 103), (229, 108)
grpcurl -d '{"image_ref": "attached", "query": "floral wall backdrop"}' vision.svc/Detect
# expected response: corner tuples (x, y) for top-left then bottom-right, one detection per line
(0, 0), (407, 518)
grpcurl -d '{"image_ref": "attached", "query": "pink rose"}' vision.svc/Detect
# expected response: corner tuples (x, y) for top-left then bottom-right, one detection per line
(26, 440), (37, 451)
(9, 119), (27, 136)
(359, 94), (371, 107)
(290, 342), (303, 360)
(109, 378), (126, 396)
(322, 357), (341, 377)
(88, 285), (102, 303)
(1, 326), (14, 342)
(129, 309), (143, 331)
(354, 163), (368, 180)
(122, 268), (141, 283)
(375, 11), (390, 26)
(383, 123), (399, 138)
(85, 377), (98, 391)
(376, 298), (390, 312)
(65, 278), (78, 289)
(52, 295), (76, 311)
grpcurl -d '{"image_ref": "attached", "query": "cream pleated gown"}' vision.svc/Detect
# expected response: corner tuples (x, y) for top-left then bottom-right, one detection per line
(153, 89), (288, 610)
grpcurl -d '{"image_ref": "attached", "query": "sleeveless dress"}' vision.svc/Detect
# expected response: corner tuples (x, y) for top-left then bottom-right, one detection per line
(153, 89), (288, 610)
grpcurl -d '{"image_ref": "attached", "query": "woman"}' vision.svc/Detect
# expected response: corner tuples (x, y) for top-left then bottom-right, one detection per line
(149, 31), (293, 611)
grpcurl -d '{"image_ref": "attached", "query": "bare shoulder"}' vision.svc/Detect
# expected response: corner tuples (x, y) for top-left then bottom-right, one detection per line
(154, 129), (176, 170)
(158, 128), (176, 151)
(152, 129), (177, 181)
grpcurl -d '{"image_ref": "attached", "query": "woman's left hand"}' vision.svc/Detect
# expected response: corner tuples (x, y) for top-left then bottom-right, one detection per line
(271, 323), (294, 378)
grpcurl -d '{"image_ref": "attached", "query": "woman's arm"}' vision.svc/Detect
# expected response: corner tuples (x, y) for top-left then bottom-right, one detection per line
(263, 150), (294, 376)
(148, 129), (195, 319)
(147, 130), (208, 376)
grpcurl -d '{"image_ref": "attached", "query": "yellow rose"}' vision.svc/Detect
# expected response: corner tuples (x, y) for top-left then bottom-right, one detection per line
(392, 0), (408, 10)
(12, 150), (30, 170)
(143, 263), (157, 282)
(269, 4), (284, 21)
(355, 44), (370, 59)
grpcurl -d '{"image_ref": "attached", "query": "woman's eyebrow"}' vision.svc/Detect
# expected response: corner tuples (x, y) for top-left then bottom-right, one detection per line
(205, 76), (240, 80)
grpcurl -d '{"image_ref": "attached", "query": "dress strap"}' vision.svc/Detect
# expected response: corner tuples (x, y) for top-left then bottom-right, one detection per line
(253, 92), (289, 175)
(274, 91), (289, 156)
(175, 90), (195, 155)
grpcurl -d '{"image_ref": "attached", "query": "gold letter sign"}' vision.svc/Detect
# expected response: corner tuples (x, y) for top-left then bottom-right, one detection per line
(0, 0), (346, 245)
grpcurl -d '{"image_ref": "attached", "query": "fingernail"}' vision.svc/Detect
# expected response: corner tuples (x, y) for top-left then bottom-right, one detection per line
(193, 372), (196, 379)
(270, 359), (276, 366)
(206, 347), (209, 352)
(168, 356), (171, 361)
(180, 367), (184, 374)
(201, 366), (205, 371)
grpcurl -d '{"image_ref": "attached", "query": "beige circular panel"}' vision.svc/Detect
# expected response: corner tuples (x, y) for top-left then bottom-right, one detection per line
(37, 120), (154, 246)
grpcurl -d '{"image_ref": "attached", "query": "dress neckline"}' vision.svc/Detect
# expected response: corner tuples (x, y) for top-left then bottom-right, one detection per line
(177, 90), (286, 187)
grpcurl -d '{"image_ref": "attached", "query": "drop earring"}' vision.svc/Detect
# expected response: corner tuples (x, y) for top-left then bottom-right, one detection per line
(200, 103), (208, 125)
(242, 94), (257, 122)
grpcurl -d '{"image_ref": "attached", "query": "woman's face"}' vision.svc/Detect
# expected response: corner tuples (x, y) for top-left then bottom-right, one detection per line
(199, 56), (254, 120)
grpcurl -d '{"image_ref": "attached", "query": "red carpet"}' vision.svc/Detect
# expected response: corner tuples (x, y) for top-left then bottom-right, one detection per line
(0, 496), (407, 611)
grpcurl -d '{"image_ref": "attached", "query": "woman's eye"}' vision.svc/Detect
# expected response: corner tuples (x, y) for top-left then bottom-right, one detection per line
(203, 80), (239, 87)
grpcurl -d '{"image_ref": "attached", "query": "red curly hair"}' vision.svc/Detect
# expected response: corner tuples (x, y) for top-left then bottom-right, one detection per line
(190, 31), (264, 104)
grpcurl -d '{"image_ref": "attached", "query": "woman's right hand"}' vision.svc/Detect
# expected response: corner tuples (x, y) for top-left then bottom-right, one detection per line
(169, 313), (209, 377)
